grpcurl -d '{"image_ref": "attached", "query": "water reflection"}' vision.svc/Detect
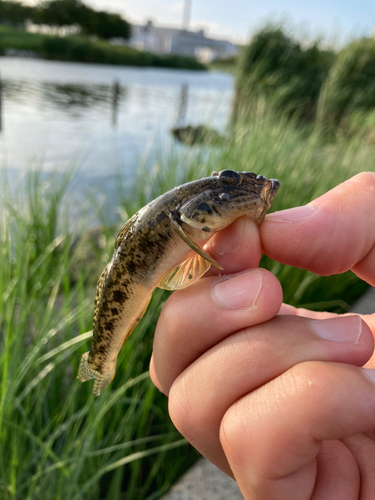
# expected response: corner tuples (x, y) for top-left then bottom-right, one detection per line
(1, 79), (123, 114)
(0, 57), (234, 178)
(112, 80), (120, 126)
(0, 76), (187, 126)
(41, 82), (109, 109)
(0, 76), (2, 131)
(1, 79), (39, 103)
(176, 83), (188, 126)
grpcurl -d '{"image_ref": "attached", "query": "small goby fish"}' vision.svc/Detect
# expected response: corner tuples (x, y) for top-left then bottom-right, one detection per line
(78, 170), (280, 396)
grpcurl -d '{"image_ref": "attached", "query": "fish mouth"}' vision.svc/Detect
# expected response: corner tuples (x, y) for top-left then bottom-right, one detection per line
(270, 178), (281, 201)
(261, 178), (280, 204)
(211, 204), (221, 217)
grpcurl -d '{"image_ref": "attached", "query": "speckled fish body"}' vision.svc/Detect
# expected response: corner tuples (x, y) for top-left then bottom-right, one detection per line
(78, 170), (280, 396)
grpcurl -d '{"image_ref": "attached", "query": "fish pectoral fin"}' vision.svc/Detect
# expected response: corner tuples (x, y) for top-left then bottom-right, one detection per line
(169, 214), (223, 270)
(158, 252), (212, 290)
(120, 297), (152, 347)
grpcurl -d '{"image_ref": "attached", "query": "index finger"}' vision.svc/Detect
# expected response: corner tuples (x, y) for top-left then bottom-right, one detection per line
(261, 172), (375, 286)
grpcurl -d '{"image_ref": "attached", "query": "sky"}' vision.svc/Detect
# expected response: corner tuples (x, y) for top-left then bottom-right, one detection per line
(25, 0), (375, 45)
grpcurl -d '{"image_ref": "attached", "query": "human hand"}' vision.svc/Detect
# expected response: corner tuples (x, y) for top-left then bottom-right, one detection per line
(150, 172), (375, 500)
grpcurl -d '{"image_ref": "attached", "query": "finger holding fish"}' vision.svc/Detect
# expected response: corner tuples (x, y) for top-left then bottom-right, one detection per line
(204, 216), (263, 276)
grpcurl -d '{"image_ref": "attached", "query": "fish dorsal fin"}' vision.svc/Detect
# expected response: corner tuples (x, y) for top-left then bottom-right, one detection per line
(158, 253), (212, 290)
(169, 214), (223, 270)
(114, 217), (133, 250)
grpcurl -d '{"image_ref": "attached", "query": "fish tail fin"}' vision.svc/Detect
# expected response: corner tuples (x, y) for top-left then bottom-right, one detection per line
(77, 351), (115, 397)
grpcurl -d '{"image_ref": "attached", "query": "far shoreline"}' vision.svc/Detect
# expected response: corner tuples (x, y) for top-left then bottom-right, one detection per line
(0, 25), (207, 71)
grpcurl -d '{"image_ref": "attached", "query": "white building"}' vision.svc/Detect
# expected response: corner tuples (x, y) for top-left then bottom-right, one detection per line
(25, 20), (80, 37)
(129, 20), (238, 62)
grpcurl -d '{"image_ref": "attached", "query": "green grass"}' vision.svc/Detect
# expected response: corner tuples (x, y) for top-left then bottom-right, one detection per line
(0, 108), (373, 499)
(0, 168), (196, 500)
(0, 24), (47, 53)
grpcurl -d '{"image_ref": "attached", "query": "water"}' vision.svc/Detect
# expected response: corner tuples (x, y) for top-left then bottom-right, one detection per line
(0, 57), (234, 184)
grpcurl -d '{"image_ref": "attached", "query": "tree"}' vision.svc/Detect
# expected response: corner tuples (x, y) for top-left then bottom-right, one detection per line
(35, 0), (90, 27)
(35, 0), (130, 40)
(82, 10), (130, 40)
(0, 0), (33, 24)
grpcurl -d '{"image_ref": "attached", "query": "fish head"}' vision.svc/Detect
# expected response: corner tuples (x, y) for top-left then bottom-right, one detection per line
(178, 170), (280, 233)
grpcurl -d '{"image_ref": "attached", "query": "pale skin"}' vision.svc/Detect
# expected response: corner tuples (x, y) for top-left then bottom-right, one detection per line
(150, 172), (375, 500)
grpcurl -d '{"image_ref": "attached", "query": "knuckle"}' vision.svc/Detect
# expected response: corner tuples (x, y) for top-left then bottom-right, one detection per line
(220, 405), (242, 463)
(168, 384), (189, 436)
(289, 360), (325, 388)
(283, 360), (338, 406)
(168, 380), (201, 439)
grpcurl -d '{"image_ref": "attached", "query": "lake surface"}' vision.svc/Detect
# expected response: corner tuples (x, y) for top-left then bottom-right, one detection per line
(0, 57), (234, 188)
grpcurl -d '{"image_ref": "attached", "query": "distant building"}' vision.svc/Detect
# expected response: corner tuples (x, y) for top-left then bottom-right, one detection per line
(129, 20), (238, 62)
(25, 20), (80, 37)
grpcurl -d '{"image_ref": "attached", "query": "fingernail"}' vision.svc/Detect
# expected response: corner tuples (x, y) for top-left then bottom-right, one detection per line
(212, 269), (262, 310)
(310, 316), (362, 344)
(363, 369), (375, 384)
(210, 217), (244, 256)
(266, 205), (317, 224)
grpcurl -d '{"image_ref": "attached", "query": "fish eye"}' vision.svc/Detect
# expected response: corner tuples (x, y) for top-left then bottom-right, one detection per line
(196, 202), (212, 214)
(218, 170), (241, 185)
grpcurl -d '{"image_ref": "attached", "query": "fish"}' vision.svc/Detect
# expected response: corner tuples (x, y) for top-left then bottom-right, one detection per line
(78, 170), (280, 396)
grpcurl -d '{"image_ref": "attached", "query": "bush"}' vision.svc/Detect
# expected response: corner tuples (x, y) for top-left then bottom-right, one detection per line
(233, 25), (335, 123)
(41, 35), (73, 59)
(321, 38), (375, 124)
(81, 9), (130, 40)
(0, 0), (33, 25)
(41, 34), (205, 69)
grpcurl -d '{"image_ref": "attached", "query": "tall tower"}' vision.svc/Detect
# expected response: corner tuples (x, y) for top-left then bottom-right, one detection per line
(182, 0), (191, 30)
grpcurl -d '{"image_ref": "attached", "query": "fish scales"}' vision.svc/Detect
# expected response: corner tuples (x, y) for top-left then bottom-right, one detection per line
(78, 170), (280, 396)
(91, 220), (174, 369)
